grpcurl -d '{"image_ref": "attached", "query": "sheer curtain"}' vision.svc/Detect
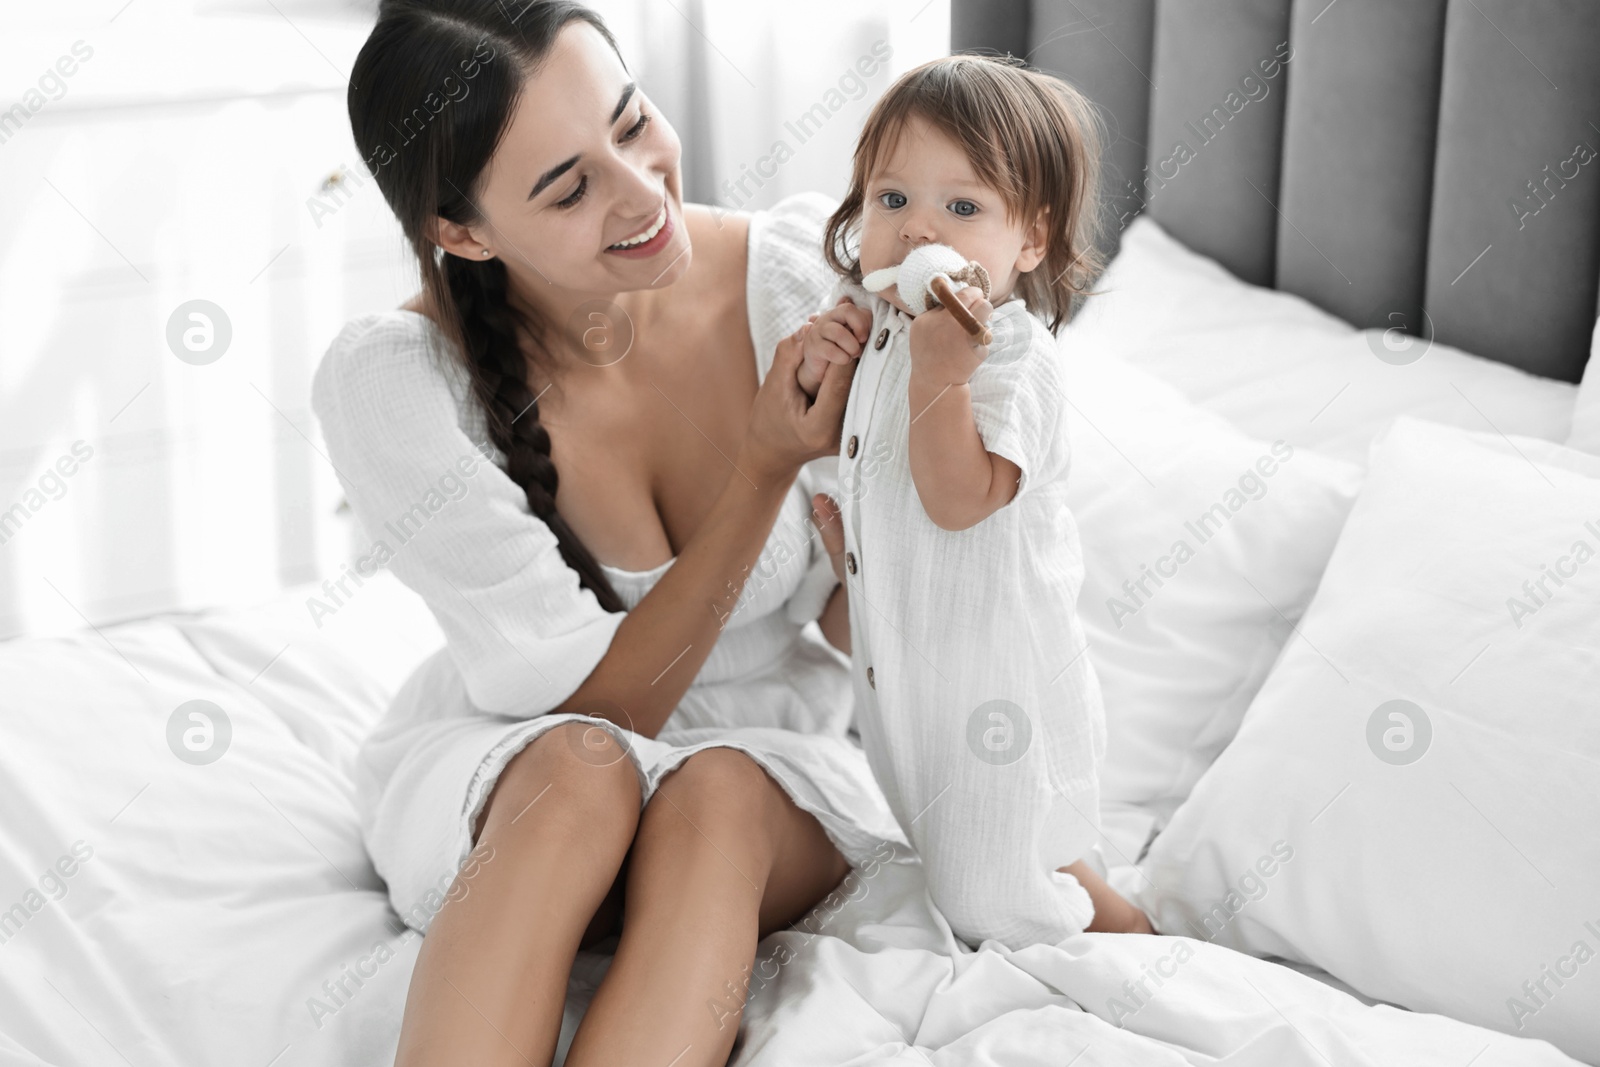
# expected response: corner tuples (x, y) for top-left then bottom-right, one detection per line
(589, 0), (950, 208)
(0, 0), (948, 638)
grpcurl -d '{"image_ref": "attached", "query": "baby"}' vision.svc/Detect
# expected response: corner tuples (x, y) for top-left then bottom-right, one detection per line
(796, 54), (1151, 948)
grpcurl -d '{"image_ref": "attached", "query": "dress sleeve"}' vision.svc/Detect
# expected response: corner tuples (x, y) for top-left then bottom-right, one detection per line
(745, 193), (850, 627)
(967, 302), (1066, 502)
(744, 191), (841, 383)
(311, 313), (624, 717)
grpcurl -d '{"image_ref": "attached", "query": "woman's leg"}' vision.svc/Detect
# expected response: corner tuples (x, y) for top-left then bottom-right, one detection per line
(565, 747), (851, 1067)
(393, 721), (642, 1067)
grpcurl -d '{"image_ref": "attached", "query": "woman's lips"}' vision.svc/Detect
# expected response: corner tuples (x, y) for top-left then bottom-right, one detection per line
(605, 203), (673, 259)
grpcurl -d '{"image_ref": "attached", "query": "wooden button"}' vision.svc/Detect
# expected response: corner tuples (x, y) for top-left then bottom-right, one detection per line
(847, 435), (859, 458)
(874, 328), (890, 350)
(866, 666), (875, 689)
(845, 552), (857, 575)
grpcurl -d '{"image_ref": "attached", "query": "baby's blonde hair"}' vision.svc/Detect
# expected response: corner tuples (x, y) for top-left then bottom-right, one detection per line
(823, 53), (1105, 333)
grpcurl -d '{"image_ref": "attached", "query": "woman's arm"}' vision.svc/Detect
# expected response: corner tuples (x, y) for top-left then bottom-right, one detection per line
(553, 336), (857, 738)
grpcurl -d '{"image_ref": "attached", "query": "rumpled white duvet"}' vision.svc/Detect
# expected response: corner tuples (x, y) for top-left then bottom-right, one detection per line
(0, 573), (1578, 1067)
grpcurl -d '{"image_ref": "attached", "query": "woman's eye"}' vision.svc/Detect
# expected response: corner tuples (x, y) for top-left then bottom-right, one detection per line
(555, 176), (587, 209)
(621, 111), (651, 142)
(949, 199), (978, 217)
(553, 112), (649, 210)
(877, 191), (907, 210)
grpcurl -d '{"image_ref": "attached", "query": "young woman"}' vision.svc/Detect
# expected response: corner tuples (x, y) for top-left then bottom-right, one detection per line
(314, 2), (896, 1064)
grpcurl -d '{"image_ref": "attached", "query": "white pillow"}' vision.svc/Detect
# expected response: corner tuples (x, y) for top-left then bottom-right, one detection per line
(1062, 353), (1364, 825)
(1064, 217), (1577, 466)
(1569, 318), (1600, 453)
(1132, 417), (1600, 1063)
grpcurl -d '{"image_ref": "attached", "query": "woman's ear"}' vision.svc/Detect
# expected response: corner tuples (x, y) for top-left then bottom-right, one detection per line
(1016, 207), (1050, 273)
(432, 216), (493, 261)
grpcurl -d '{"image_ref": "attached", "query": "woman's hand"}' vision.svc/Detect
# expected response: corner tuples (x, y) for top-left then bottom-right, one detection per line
(740, 328), (858, 484)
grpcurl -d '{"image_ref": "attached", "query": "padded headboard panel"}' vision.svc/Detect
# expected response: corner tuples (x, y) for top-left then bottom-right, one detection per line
(953, 0), (1600, 382)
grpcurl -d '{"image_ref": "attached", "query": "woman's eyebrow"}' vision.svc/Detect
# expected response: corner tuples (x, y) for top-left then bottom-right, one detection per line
(526, 82), (638, 201)
(610, 82), (637, 124)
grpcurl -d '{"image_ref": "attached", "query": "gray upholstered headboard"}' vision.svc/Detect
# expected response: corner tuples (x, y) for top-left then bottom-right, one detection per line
(953, 0), (1600, 382)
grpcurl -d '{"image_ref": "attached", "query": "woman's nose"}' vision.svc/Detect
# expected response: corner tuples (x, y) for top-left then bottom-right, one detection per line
(612, 153), (664, 215)
(615, 171), (661, 217)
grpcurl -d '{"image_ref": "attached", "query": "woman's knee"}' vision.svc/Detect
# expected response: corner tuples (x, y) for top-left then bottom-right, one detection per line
(474, 720), (642, 845)
(641, 748), (787, 853)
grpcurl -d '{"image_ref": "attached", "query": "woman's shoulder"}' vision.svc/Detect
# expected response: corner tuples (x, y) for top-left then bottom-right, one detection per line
(322, 303), (442, 365)
(746, 191), (838, 273)
(678, 192), (836, 280)
(739, 192), (842, 369)
(312, 305), (472, 428)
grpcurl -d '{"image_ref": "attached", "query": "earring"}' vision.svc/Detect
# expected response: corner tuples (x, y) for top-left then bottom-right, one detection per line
(481, 249), (491, 257)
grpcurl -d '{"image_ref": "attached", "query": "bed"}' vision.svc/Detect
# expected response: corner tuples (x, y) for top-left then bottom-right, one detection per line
(4, 1), (1600, 1064)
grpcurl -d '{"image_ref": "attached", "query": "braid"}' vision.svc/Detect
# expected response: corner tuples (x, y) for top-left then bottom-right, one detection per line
(442, 253), (626, 614)
(349, 0), (629, 611)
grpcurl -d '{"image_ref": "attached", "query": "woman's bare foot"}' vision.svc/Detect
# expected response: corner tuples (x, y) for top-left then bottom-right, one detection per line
(1059, 860), (1157, 934)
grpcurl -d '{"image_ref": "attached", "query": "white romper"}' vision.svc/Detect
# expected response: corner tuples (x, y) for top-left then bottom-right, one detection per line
(833, 283), (1108, 950)
(311, 193), (903, 934)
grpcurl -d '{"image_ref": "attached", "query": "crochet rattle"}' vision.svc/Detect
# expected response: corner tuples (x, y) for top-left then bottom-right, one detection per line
(861, 244), (993, 345)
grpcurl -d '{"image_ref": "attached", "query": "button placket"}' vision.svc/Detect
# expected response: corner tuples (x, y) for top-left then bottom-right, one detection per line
(853, 305), (898, 428)
(842, 301), (901, 704)
(846, 310), (901, 478)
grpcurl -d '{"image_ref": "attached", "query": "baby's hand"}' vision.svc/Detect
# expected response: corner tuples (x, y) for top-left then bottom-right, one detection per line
(798, 298), (872, 399)
(908, 285), (993, 388)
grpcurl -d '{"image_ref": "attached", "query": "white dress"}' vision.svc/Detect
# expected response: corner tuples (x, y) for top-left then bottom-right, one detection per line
(311, 193), (903, 934)
(833, 283), (1109, 950)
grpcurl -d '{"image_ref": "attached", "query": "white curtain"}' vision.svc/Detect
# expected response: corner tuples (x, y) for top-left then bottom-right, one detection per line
(0, 0), (948, 638)
(589, 0), (950, 207)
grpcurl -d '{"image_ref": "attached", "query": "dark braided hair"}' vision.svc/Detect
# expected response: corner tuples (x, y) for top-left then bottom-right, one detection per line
(350, 0), (624, 612)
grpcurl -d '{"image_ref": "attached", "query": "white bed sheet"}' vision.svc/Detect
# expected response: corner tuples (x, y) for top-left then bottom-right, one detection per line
(0, 572), (1583, 1066)
(0, 573), (442, 1067)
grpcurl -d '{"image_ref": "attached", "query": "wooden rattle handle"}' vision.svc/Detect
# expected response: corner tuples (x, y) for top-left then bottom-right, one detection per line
(928, 274), (993, 345)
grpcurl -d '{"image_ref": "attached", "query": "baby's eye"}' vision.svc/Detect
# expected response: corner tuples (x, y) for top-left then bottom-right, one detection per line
(949, 199), (979, 218)
(877, 191), (907, 210)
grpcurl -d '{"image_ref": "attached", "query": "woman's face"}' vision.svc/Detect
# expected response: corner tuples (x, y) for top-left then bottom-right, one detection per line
(455, 22), (691, 304)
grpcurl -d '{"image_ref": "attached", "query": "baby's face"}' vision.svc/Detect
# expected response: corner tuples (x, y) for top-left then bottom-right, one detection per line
(857, 115), (1046, 316)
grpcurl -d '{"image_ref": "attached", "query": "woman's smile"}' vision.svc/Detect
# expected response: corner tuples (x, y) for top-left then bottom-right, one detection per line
(605, 200), (674, 257)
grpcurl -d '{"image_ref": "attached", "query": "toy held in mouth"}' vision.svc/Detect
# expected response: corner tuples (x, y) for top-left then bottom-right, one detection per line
(861, 243), (994, 345)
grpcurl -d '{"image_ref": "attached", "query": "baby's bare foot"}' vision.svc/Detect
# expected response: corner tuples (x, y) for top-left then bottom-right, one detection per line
(1090, 897), (1155, 934)
(1060, 859), (1158, 934)
(1123, 907), (1156, 935)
